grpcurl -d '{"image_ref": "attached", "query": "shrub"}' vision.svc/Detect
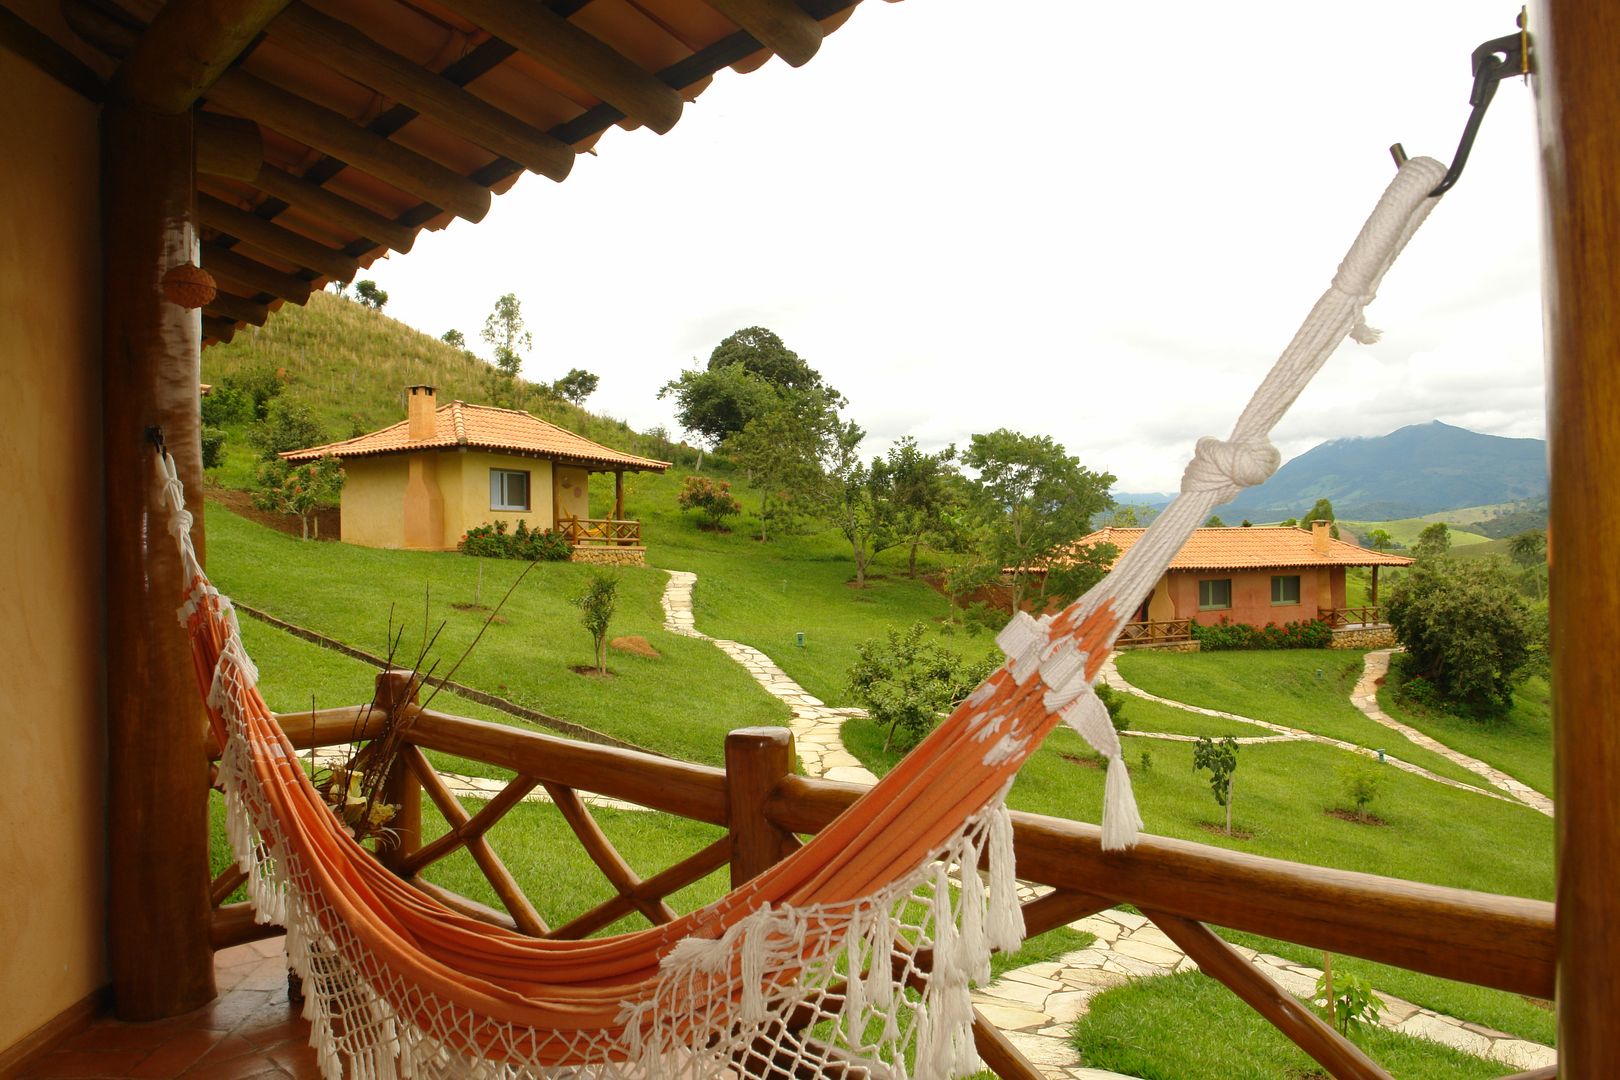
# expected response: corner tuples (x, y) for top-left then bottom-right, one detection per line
(1189, 618), (1333, 651)
(251, 455), (343, 539)
(247, 398), (325, 461)
(201, 383), (251, 426)
(848, 622), (1001, 751)
(573, 572), (618, 675)
(1315, 968), (1386, 1033)
(676, 475), (742, 530)
(220, 363), (283, 420)
(200, 426), (227, 469)
(1384, 557), (1534, 715)
(460, 519), (572, 562)
(1337, 763), (1386, 821)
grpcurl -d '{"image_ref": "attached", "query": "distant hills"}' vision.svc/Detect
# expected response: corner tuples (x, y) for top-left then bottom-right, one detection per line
(1214, 421), (1547, 522)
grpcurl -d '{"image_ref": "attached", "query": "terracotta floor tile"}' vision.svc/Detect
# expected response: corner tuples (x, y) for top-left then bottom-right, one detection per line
(21, 1048), (151, 1078)
(234, 1017), (304, 1053)
(176, 1051), (286, 1079)
(58, 1024), (177, 1054)
(262, 1040), (320, 1080)
(125, 1029), (225, 1079)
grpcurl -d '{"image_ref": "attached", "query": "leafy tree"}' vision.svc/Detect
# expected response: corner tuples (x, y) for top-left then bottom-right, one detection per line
(441, 329), (466, 348)
(248, 398), (325, 461)
(201, 383), (251, 426)
(1384, 557), (1534, 715)
(1192, 735), (1240, 835)
(572, 572), (619, 675)
(961, 429), (1115, 609)
(1509, 529), (1547, 568)
(1365, 528), (1395, 552)
(252, 455), (344, 539)
(1239, 519), (1253, 527)
(659, 327), (838, 451)
(200, 426), (228, 469)
(221, 363), (284, 420)
(482, 293), (532, 379)
(871, 438), (959, 578)
(706, 326), (832, 396)
(847, 622), (1000, 751)
(354, 280), (388, 310)
(1301, 498), (1339, 539)
(329, 280), (348, 298)
(675, 475), (742, 530)
(1412, 521), (1452, 560)
(1204, 515), (1226, 528)
(1107, 505), (1140, 527)
(1279, 517), (1299, 528)
(1040, 539), (1119, 608)
(723, 388), (839, 541)
(809, 418), (904, 588)
(1338, 763), (1386, 822)
(553, 368), (600, 406)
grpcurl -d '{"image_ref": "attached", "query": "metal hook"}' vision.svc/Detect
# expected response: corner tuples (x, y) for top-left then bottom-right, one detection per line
(1408, 29), (1527, 198)
(146, 425), (169, 458)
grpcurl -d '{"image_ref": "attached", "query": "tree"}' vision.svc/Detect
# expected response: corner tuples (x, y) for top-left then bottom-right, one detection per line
(1204, 515), (1226, 528)
(659, 327), (839, 451)
(1384, 557), (1535, 715)
(247, 398), (325, 461)
(1508, 529), (1547, 568)
(1192, 735), (1240, 835)
(810, 417), (904, 588)
(1302, 497), (1339, 539)
(1240, 519), (1253, 527)
(441, 329), (466, 348)
(482, 293), (532, 379)
(872, 437), (959, 578)
(847, 622), (1000, 751)
(1412, 521), (1452, 560)
(676, 475), (742, 530)
(553, 368), (600, 406)
(961, 429), (1115, 609)
(252, 455), (344, 539)
(354, 280), (388, 310)
(706, 326), (831, 396)
(1366, 528), (1395, 552)
(723, 388), (839, 541)
(573, 572), (618, 675)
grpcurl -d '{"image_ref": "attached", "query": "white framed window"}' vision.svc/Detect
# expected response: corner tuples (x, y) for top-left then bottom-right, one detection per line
(1271, 574), (1302, 605)
(490, 468), (531, 512)
(1198, 578), (1232, 610)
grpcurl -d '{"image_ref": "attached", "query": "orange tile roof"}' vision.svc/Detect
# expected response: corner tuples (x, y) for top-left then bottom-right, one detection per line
(1072, 526), (1415, 571)
(281, 401), (669, 472)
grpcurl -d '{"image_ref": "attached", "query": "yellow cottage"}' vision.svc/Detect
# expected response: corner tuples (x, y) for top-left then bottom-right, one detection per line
(282, 385), (668, 561)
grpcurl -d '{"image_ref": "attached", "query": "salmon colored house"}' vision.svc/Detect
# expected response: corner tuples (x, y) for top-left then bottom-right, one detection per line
(1076, 521), (1413, 628)
(282, 385), (667, 559)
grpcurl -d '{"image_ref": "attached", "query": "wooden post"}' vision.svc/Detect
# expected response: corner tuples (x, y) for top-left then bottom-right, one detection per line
(725, 727), (796, 887)
(1534, 2), (1620, 1071)
(374, 670), (421, 875)
(102, 99), (216, 1020)
(614, 469), (624, 522)
(1369, 566), (1379, 605)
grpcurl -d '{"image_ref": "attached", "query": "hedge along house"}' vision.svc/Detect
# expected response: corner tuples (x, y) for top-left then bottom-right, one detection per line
(1074, 521), (1414, 633)
(282, 385), (668, 562)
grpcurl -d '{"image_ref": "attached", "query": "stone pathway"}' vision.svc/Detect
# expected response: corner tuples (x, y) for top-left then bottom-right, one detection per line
(1353, 651), (1555, 817)
(1097, 654), (1529, 810)
(654, 570), (1556, 1077)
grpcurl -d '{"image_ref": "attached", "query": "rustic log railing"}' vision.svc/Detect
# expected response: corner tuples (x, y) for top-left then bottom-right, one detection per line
(1115, 618), (1194, 646)
(560, 516), (642, 546)
(207, 673), (1555, 1080)
(1319, 605), (1386, 628)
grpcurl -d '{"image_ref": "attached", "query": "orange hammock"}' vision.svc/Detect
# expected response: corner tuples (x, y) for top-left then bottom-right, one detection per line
(170, 158), (1447, 1080)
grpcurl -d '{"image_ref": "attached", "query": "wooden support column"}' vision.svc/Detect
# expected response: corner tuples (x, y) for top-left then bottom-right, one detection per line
(725, 727), (797, 886)
(374, 670), (421, 876)
(614, 469), (624, 521)
(1534, 2), (1620, 1071)
(101, 100), (216, 1020)
(1370, 566), (1379, 605)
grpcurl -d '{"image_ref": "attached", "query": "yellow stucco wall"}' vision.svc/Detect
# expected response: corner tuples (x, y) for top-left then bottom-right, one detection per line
(0, 48), (108, 1052)
(556, 464), (590, 523)
(340, 450), (564, 550)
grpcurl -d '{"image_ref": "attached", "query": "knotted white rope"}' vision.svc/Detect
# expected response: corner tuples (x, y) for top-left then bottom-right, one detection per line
(1003, 156), (1448, 849)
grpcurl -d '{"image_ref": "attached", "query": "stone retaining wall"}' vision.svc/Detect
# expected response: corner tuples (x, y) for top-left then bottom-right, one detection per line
(1116, 640), (1201, 653)
(1331, 625), (1398, 650)
(571, 546), (646, 567)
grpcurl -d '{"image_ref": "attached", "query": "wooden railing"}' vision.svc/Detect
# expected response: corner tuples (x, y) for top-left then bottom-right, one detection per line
(209, 673), (1555, 1080)
(1116, 618), (1194, 646)
(1319, 605), (1386, 628)
(559, 517), (642, 546)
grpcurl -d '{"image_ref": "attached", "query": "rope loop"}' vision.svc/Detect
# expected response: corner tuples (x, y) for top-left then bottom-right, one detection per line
(1179, 436), (1280, 497)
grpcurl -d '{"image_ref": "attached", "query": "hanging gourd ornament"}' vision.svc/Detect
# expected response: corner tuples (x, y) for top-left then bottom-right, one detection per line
(162, 262), (217, 309)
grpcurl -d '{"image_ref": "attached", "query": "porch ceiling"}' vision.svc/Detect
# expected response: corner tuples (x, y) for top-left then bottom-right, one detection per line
(64, 0), (887, 343)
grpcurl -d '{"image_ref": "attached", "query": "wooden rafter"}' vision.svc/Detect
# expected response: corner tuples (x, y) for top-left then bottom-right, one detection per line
(201, 242), (314, 303)
(705, 0), (823, 67)
(111, 0), (293, 111)
(199, 192), (359, 281)
(204, 289), (271, 325)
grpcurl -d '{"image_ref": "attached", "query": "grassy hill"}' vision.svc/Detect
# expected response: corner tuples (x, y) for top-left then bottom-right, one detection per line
(1338, 517), (1492, 550)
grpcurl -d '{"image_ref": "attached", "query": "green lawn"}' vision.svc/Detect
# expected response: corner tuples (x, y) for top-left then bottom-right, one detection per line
(1341, 518), (1493, 549)
(1378, 661), (1554, 799)
(1073, 971), (1503, 1079)
(1114, 649), (1490, 789)
(205, 502), (788, 765)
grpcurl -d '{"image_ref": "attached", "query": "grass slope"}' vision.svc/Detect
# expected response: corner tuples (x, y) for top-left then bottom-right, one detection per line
(1113, 650), (1489, 789)
(1378, 665), (1554, 799)
(1340, 517), (1491, 549)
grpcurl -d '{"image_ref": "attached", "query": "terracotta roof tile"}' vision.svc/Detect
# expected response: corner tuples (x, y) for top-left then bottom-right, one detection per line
(1073, 526), (1414, 570)
(281, 401), (669, 472)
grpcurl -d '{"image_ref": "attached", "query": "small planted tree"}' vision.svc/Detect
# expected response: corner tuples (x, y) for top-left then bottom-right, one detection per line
(573, 572), (618, 675)
(676, 475), (742, 530)
(1192, 735), (1240, 835)
(848, 622), (1000, 751)
(1337, 762), (1386, 822)
(252, 455), (344, 539)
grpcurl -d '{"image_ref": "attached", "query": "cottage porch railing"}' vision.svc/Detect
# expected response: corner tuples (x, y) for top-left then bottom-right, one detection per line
(1115, 618), (1195, 646)
(1319, 605), (1387, 628)
(559, 516), (642, 546)
(205, 672), (1554, 1080)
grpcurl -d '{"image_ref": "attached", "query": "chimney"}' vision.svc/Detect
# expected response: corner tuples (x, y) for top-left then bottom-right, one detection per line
(1311, 519), (1331, 554)
(406, 385), (437, 440)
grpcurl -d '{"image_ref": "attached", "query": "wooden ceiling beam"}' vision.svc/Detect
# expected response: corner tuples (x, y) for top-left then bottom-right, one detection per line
(201, 243), (313, 303)
(248, 164), (417, 253)
(203, 290), (270, 325)
(202, 315), (238, 343)
(207, 69), (492, 222)
(433, 0), (683, 135)
(112, 0), (294, 112)
(199, 192), (359, 280)
(272, 2), (575, 182)
(703, 0), (822, 67)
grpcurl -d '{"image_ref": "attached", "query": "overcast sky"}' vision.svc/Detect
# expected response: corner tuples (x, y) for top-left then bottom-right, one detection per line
(359, 1), (1545, 493)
